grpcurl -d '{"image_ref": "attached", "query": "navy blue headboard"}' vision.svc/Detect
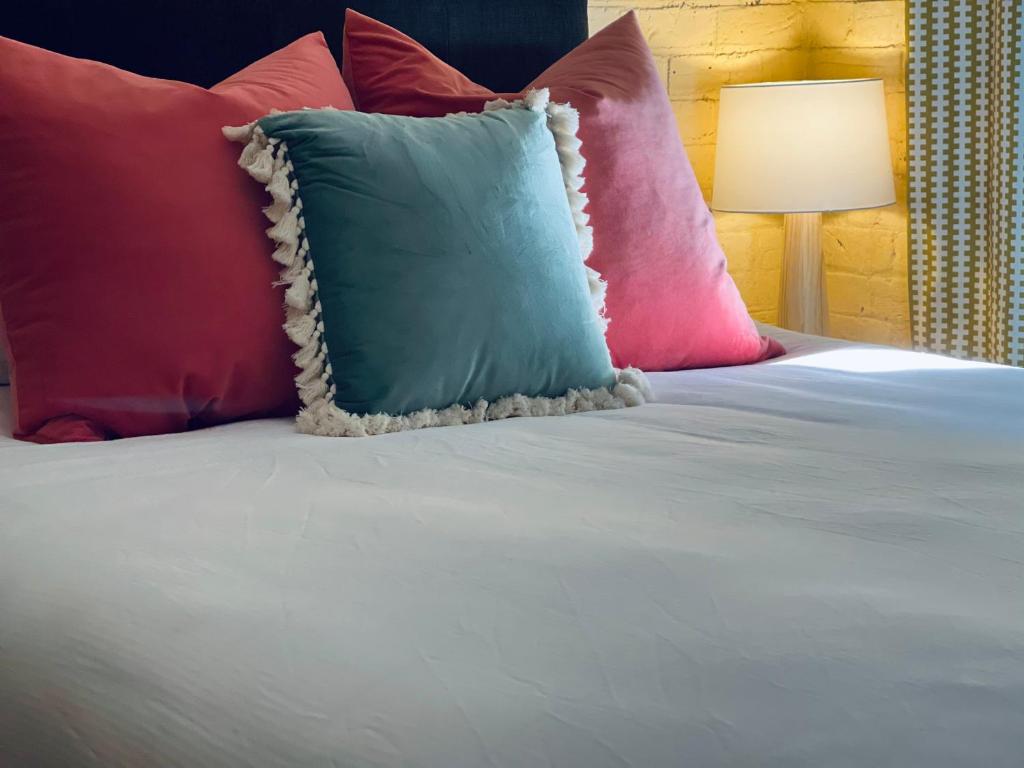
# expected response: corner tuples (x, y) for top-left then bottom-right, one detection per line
(1, 0), (588, 91)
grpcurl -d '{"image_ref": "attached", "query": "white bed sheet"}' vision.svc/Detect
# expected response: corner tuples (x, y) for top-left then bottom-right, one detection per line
(1, 326), (1022, 767)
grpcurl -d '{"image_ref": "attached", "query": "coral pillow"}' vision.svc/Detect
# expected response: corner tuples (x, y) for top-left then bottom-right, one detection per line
(343, 10), (783, 371)
(0, 33), (353, 442)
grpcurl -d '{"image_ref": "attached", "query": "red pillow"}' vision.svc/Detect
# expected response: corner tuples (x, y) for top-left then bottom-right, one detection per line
(343, 10), (783, 371)
(0, 34), (354, 442)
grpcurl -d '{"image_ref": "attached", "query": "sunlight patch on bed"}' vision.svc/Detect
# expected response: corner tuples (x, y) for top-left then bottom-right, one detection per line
(774, 347), (1003, 374)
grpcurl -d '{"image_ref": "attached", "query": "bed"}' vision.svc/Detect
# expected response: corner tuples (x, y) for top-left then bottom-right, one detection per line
(2, 1), (1024, 765)
(2, 326), (1023, 766)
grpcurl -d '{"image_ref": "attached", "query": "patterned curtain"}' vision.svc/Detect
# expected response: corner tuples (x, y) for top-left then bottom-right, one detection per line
(908, 1), (1024, 366)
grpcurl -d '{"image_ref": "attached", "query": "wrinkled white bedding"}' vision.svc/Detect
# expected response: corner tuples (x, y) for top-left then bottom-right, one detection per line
(1, 326), (1022, 767)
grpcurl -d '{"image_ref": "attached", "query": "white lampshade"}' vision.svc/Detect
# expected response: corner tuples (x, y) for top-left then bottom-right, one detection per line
(712, 78), (895, 213)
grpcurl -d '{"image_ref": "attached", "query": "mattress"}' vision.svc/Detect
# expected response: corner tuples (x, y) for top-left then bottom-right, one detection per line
(1, 326), (1022, 767)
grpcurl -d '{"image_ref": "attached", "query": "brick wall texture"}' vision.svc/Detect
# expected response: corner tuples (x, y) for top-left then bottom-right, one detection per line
(588, 0), (908, 346)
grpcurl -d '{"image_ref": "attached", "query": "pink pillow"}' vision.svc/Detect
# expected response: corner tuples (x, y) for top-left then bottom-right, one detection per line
(0, 33), (353, 442)
(343, 10), (782, 371)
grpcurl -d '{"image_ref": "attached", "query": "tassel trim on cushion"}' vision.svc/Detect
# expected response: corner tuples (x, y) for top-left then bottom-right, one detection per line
(224, 102), (648, 437)
(295, 369), (651, 437)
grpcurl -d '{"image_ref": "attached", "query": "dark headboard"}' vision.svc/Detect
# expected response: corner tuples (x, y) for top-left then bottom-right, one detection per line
(1, 0), (588, 91)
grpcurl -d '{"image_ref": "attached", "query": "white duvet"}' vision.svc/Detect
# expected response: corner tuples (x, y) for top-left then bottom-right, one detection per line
(1, 327), (1022, 767)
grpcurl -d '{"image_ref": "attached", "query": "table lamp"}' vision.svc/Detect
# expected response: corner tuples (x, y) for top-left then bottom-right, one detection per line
(712, 78), (895, 335)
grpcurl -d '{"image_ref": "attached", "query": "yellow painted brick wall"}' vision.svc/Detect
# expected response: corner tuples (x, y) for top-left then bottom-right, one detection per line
(587, 0), (909, 346)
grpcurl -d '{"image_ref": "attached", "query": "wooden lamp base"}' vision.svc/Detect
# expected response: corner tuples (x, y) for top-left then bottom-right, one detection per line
(779, 211), (829, 335)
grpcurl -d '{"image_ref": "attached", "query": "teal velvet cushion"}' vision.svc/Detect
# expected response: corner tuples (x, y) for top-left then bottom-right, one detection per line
(228, 90), (649, 436)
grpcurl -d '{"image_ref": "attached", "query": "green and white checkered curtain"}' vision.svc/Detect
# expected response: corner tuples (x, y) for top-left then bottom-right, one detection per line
(909, 0), (1024, 366)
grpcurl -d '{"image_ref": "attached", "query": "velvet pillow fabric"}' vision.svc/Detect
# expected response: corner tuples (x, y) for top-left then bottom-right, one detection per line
(228, 92), (649, 436)
(0, 33), (353, 442)
(343, 9), (783, 372)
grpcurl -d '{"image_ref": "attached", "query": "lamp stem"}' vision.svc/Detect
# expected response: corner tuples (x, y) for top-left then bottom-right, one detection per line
(780, 211), (828, 335)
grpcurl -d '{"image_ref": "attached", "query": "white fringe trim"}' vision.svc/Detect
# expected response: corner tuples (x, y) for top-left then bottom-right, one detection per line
(295, 368), (651, 437)
(223, 122), (331, 409)
(225, 102), (648, 437)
